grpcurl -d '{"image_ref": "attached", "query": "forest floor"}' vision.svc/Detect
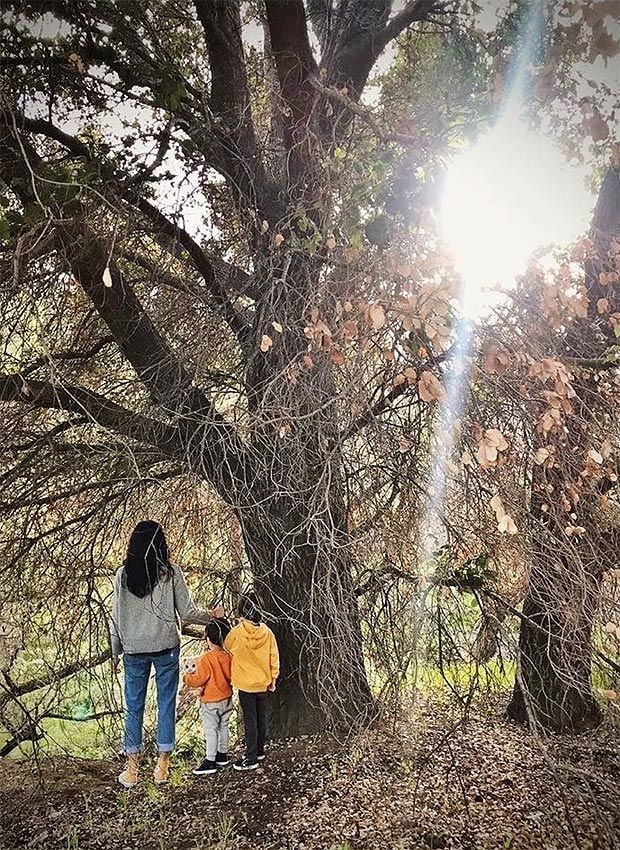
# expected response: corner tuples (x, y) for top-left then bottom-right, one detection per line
(1, 695), (619, 850)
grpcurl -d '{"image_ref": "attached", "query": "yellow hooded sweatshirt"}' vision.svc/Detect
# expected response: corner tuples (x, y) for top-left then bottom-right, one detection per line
(224, 620), (280, 693)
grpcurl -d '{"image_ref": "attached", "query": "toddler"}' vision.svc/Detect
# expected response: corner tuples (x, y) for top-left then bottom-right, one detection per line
(183, 618), (232, 775)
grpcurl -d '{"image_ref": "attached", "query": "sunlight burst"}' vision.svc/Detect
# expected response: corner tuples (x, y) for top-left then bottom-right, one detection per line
(441, 109), (594, 318)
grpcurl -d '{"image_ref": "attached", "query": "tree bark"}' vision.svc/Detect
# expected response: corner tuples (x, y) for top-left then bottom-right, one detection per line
(241, 511), (374, 737)
(508, 166), (619, 732)
(507, 546), (602, 732)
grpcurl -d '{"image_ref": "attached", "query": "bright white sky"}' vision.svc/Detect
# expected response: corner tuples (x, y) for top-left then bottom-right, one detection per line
(440, 105), (595, 317)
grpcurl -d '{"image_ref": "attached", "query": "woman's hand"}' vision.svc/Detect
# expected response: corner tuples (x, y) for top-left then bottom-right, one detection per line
(268, 679), (276, 692)
(209, 606), (226, 619)
(111, 655), (120, 675)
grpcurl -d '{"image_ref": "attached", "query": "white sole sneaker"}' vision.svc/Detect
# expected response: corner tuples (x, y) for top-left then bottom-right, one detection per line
(233, 761), (258, 771)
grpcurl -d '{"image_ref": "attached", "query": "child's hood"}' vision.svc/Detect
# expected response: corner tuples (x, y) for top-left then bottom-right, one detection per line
(238, 620), (271, 648)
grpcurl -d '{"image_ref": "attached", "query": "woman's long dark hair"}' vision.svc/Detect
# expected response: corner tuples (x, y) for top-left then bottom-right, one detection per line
(123, 520), (173, 598)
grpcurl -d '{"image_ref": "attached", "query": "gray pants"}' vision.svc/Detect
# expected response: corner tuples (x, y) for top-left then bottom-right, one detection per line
(200, 698), (233, 761)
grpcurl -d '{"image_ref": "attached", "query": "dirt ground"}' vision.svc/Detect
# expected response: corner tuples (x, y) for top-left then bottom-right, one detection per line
(1, 698), (619, 850)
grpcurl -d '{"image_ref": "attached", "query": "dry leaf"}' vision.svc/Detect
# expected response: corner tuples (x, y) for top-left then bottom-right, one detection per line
(534, 447), (550, 465)
(102, 266), (113, 288)
(490, 494), (505, 519)
(483, 344), (511, 375)
(331, 350), (345, 366)
(274, 232), (284, 248)
(399, 436), (411, 453)
(260, 334), (273, 352)
(68, 52), (85, 73)
(260, 220), (269, 233)
(498, 513), (518, 535)
(272, 321), (283, 333)
(476, 429), (509, 467)
(325, 235), (336, 252)
(587, 448), (603, 465)
(369, 302), (386, 330)
(418, 370), (446, 403)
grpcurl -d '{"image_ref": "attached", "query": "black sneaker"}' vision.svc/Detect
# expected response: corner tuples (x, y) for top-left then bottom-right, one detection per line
(192, 759), (217, 776)
(215, 751), (229, 766)
(233, 757), (258, 771)
(257, 752), (265, 761)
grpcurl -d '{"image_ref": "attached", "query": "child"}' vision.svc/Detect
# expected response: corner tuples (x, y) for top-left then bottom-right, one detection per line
(183, 618), (233, 776)
(225, 594), (279, 771)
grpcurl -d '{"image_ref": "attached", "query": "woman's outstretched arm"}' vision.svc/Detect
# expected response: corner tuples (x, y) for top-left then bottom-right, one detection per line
(172, 565), (222, 624)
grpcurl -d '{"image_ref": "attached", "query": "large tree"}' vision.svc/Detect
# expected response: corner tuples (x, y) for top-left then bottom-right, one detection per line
(0, 0), (617, 744)
(0, 0), (456, 736)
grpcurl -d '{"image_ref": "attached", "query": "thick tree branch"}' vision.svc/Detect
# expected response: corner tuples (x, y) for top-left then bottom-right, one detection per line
(0, 649), (112, 710)
(264, 0), (318, 125)
(380, 0), (448, 48)
(1, 110), (254, 344)
(194, 0), (282, 219)
(324, 0), (449, 97)
(134, 197), (253, 345)
(310, 76), (425, 148)
(54, 221), (250, 491)
(0, 373), (182, 456)
(21, 336), (115, 377)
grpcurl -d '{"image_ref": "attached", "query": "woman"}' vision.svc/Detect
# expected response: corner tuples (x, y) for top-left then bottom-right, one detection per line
(110, 520), (222, 788)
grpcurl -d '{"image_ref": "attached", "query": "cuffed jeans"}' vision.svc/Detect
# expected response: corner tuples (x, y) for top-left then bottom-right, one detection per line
(200, 697), (233, 761)
(238, 690), (268, 763)
(123, 646), (180, 754)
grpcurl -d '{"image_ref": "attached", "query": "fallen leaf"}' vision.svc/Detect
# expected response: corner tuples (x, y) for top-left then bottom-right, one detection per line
(260, 334), (273, 352)
(102, 266), (113, 288)
(272, 321), (283, 333)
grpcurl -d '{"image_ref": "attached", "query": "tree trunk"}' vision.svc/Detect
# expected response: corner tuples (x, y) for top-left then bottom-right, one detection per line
(508, 166), (619, 732)
(240, 511), (374, 738)
(507, 548), (602, 731)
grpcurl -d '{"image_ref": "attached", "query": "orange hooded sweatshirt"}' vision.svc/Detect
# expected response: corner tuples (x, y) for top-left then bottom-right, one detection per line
(224, 620), (280, 693)
(183, 647), (232, 703)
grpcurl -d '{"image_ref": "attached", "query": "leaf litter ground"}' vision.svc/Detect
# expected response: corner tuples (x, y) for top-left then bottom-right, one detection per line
(1, 695), (618, 850)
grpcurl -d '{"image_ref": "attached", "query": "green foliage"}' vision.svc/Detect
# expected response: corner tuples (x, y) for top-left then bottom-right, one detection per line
(432, 547), (496, 592)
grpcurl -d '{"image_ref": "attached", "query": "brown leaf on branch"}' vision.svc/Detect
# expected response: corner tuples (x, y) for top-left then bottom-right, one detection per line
(417, 370), (446, 403)
(476, 428), (509, 468)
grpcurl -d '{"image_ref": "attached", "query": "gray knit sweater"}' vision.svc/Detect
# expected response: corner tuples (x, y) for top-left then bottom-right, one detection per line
(110, 563), (211, 656)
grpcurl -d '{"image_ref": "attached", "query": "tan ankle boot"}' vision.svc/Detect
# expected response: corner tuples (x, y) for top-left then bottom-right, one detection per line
(153, 752), (171, 784)
(118, 753), (139, 789)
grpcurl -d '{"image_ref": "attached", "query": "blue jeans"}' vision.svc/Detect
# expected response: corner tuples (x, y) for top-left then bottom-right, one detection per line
(123, 646), (180, 754)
